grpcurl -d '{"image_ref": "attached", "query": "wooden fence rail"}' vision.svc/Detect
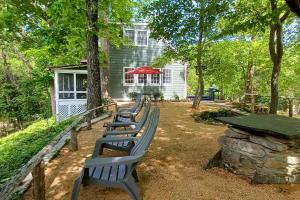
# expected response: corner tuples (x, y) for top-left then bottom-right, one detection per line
(0, 102), (117, 200)
(244, 93), (300, 117)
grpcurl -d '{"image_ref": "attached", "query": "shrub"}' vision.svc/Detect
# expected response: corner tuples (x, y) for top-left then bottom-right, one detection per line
(153, 92), (162, 101)
(129, 92), (138, 100)
(174, 95), (180, 101)
(0, 117), (75, 183)
(192, 109), (233, 122)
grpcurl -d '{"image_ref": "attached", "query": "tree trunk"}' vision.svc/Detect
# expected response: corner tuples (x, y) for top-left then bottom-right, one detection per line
(86, 0), (102, 113)
(192, 7), (205, 109)
(99, 1), (110, 98)
(268, 1), (289, 114)
(245, 37), (255, 103)
(1, 48), (14, 83)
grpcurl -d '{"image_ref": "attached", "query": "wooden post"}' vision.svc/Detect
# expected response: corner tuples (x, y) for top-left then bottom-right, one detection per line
(288, 98), (293, 118)
(69, 127), (78, 151)
(86, 112), (92, 130)
(32, 161), (45, 200)
(114, 103), (118, 112)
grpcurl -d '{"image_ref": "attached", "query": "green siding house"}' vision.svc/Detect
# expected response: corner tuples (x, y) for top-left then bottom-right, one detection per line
(52, 23), (187, 121)
(109, 23), (187, 100)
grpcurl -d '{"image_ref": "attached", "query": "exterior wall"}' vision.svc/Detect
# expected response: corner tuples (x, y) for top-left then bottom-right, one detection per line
(54, 69), (87, 121)
(109, 25), (187, 100)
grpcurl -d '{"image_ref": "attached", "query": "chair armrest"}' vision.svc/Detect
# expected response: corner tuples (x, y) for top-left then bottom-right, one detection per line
(96, 136), (138, 143)
(118, 107), (132, 112)
(92, 137), (139, 157)
(85, 154), (144, 168)
(103, 129), (137, 137)
(116, 111), (133, 117)
(106, 122), (137, 127)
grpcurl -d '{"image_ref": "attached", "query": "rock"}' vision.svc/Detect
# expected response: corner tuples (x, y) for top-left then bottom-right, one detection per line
(249, 135), (288, 152)
(221, 147), (241, 165)
(220, 136), (266, 158)
(237, 140), (266, 158)
(219, 136), (238, 147)
(215, 127), (300, 184)
(224, 128), (249, 139)
(237, 154), (257, 178)
(268, 151), (300, 165)
(287, 174), (300, 183)
(263, 158), (288, 169)
(252, 172), (288, 184)
(230, 127), (251, 136)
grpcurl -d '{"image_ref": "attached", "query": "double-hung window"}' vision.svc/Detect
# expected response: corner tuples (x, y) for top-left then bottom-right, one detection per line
(124, 68), (135, 85)
(151, 74), (160, 85)
(58, 73), (87, 99)
(162, 69), (172, 85)
(124, 29), (148, 47)
(136, 31), (148, 46)
(124, 29), (135, 43)
(138, 74), (147, 85)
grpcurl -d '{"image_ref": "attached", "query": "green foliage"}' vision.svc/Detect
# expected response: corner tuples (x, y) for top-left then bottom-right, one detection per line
(173, 94), (180, 101)
(0, 117), (75, 183)
(192, 109), (234, 122)
(153, 92), (162, 101)
(0, 0), (139, 125)
(0, 67), (52, 123)
(129, 92), (139, 100)
(160, 95), (164, 101)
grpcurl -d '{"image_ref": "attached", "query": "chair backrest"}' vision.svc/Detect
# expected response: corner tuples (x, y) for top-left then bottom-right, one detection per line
(130, 94), (142, 111)
(130, 107), (160, 156)
(132, 95), (145, 115)
(134, 103), (151, 132)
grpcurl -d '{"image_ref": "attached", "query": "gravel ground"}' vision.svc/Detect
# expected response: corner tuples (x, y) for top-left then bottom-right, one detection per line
(23, 102), (300, 200)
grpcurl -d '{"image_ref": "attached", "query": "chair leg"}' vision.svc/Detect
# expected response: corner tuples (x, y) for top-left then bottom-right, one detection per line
(71, 170), (85, 200)
(123, 176), (141, 200)
(132, 169), (139, 182)
(82, 168), (90, 186)
(92, 140), (104, 158)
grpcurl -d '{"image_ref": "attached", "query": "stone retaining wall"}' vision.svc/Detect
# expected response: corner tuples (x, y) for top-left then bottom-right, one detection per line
(218, 127), (300, 183)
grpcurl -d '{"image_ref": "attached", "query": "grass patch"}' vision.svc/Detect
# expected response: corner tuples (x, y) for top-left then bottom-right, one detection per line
(0, 117), (75, 184)
(192, 109), (233, 123)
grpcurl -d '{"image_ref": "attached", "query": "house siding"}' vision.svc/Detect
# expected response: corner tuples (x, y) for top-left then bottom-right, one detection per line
(109, 27), (186, 100)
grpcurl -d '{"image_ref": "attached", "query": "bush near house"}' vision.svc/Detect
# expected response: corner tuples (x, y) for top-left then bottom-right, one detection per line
(192, 109), (233, 123)
(0, 117), (75, 183)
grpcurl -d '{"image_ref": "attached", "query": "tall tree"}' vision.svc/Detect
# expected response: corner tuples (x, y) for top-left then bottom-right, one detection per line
(221, 0), (291, 114)
(86, 0), (102, 111)
(144, 0), (229, 108)
(269, 0), (290, 114)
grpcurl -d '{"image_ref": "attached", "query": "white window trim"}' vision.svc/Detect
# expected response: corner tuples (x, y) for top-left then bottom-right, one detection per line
(149, 73), (161, 86)
(123, 28), (149, 47)
(161, 68), (173, 86)
(123, 67), (135, 86)
(136, 74), (148, 86)
(56, 70), (88, 100)
(135, 30), (149, 47)
(123, 29), (135, 46)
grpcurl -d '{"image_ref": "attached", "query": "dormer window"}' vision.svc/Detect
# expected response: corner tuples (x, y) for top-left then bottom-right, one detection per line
(124, 29), (148, 47)
(124, 29), (135, 43)
(136, 31), (148, 46)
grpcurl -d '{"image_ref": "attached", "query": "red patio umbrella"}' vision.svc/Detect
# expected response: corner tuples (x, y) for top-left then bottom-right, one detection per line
(126, 66), (161, 74)
(126, 66), (161, 95)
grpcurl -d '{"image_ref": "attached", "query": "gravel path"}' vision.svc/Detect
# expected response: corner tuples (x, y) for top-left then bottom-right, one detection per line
(23, 102), (300, 200)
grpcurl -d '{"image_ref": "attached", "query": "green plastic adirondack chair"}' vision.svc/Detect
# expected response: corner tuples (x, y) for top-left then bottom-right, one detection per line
(71, 107), (160, 200)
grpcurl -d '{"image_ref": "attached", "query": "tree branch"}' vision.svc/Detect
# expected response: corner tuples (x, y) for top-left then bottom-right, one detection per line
(280, 10), (290, 22)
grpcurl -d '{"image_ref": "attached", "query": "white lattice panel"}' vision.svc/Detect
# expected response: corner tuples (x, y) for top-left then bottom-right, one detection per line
(56, 100), (87, 121)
